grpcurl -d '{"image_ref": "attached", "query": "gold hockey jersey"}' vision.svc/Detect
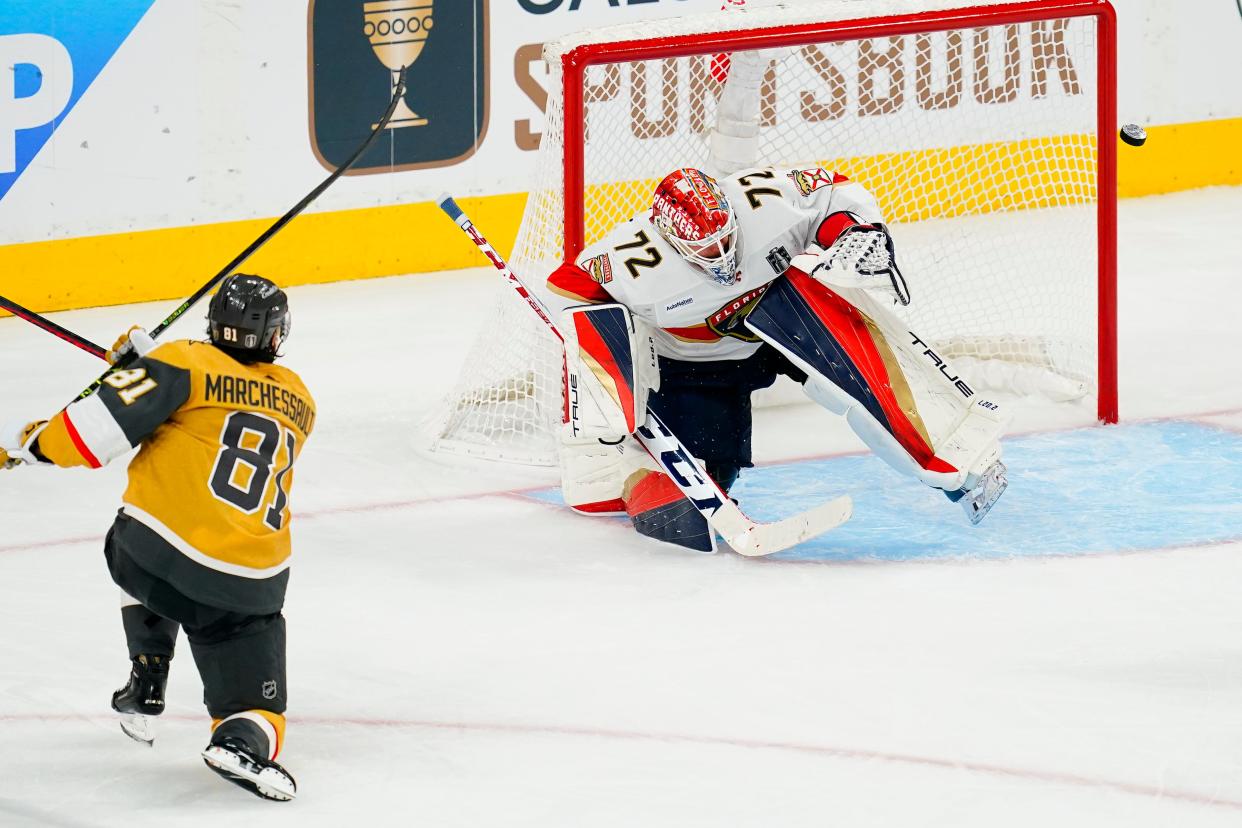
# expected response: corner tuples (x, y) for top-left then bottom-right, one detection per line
(34, 340), (315, 613)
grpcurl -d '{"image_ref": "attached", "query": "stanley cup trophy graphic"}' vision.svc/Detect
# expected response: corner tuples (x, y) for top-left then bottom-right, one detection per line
(363, 0), (433, 129)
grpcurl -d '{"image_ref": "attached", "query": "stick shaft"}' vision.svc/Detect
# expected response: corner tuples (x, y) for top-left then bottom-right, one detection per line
(0, 295), (107, 360)
(437, 195), (564, 344)
(67, 68), (409, 403)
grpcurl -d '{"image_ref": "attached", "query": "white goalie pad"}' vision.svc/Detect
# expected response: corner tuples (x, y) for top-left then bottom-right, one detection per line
(559, 435), (656, 515)
(561, 303), (659, 443)
(746, 269), (1011, 493)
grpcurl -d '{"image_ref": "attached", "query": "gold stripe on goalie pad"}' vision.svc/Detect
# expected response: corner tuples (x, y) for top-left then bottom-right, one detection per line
(859, 310), (936, 452)
(580, 348), (625, 413)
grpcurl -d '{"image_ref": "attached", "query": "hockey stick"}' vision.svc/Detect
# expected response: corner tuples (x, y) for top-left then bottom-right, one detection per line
(437, 195), (852, 556)
(0, 295), (107, 360)
(63, 68), (409, 403)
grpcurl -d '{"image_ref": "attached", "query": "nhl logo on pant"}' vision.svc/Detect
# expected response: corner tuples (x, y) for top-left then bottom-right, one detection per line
(262, 680), (278, 700)
(308, 0), (489, 173)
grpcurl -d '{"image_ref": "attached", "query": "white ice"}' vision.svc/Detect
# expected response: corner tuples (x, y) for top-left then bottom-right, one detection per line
(1, 187), (1241, 826)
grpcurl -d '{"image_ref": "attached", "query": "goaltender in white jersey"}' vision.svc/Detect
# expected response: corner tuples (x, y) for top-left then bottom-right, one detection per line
(550, 166), (884, 363)
(547, 166), (1008, 552)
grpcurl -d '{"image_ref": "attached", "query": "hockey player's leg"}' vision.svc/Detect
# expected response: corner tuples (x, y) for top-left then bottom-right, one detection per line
(112, 595), (178, 745)
(105, 525), (180, 745)
(188, 612), (295, 802)
(747, 269), (1009, 523)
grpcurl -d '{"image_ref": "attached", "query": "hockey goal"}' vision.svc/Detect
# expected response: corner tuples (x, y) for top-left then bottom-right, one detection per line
(429, 0), (1117, 466)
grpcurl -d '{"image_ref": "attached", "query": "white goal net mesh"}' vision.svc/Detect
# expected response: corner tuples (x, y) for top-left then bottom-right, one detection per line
(429, 0), (1107, 466)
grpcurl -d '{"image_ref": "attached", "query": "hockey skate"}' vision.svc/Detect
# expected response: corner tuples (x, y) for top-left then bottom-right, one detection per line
(110, 654), (168, 746)
(202, 736), (297, 802)
(957, 459), (1008, 525)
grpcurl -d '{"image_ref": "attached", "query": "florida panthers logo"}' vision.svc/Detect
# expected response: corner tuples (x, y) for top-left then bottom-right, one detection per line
(706, 284), (771, 341)
(584, 253), (613, 285)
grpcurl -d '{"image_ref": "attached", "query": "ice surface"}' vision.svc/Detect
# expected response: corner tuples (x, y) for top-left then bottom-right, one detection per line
(1, 187), (1241, 826)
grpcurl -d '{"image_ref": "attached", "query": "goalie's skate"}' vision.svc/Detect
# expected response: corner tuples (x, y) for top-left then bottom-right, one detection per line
(958, 459), (1008, 525)
(202, 737), (297, 802)
(111, 655), (168, 746)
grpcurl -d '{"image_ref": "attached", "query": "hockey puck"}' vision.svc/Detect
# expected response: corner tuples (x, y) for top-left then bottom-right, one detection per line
(1120, 123), (1147, 147)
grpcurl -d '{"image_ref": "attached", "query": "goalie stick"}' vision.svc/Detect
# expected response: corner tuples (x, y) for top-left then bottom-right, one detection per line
(437, 195), (852, 556)
(60, 67), (410, 405)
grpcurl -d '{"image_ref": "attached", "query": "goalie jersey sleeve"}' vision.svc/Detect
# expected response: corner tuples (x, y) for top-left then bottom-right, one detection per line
(35, 340), (316, 614)
(723, 166), (887, 251)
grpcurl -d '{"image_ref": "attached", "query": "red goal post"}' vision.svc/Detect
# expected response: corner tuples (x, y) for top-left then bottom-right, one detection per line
(428, 0), (1118, 466)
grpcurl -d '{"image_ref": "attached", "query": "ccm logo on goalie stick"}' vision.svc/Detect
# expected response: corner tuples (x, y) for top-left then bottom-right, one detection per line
(909, 333), (974, 399)
(636, 420), (726, 514)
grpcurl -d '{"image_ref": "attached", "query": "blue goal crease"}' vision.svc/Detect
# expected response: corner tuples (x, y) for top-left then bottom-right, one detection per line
(523, 421), (1242, 563)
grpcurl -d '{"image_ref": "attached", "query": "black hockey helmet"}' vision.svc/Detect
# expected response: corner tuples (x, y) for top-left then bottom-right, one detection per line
(207, 274), (290, 363)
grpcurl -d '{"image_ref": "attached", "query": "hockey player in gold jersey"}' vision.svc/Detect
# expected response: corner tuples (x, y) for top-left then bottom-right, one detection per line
(0, 274), (312, 801)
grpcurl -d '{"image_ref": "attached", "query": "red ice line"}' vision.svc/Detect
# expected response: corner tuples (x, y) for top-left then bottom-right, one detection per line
(3, 709), (1241, 811)
(2, 405), (1241, 557)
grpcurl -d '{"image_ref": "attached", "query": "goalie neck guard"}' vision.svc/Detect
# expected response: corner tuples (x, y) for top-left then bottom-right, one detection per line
(208, 274), (290, 364)
(651, 168), (739, 286)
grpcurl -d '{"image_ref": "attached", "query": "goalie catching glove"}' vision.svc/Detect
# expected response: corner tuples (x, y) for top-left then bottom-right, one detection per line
(793, 213), (911, 306)
(561, 303), (660, 443)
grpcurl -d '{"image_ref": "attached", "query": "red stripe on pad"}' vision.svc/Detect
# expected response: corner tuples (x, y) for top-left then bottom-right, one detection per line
(571, 498), (627, 515)
(574, 314), (636, 432)
(785, 268), (955, 474)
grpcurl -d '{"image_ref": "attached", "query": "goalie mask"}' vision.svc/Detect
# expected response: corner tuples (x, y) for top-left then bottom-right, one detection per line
(208, 273), (290, 363)
(651, 168), (739, 286)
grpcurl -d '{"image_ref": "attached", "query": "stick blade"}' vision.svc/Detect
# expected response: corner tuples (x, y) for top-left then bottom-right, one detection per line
(727, 495), (853, 557)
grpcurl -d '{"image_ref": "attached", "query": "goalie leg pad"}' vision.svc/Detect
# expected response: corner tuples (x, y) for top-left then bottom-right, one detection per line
(562, 303), (658, 443)
(560, 436), (642, 515)
(624, 469), (718, 553)
(748, 269), (1007, 492)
